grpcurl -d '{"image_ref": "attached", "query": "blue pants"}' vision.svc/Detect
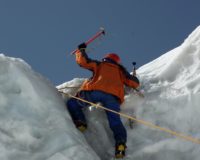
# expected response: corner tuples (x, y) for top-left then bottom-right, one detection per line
(67, 90), (127, 144)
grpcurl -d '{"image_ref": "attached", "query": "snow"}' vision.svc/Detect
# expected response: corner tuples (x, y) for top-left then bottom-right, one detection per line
(0, 54), (99, 160)
(1, 25), (200, 160)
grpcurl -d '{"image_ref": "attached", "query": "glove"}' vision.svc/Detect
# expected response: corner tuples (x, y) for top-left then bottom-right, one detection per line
(78, 43), (87, 50)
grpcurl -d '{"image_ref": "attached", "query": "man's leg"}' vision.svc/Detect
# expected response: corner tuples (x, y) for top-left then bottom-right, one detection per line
(105, 103), (127, 145)
(88, 91), (127, 144)
(67, 98), (87, 131)
(100, 93), (127, 158)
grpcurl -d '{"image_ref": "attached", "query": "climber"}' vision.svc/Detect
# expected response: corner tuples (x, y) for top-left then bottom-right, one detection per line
(66, 43), (140, 158)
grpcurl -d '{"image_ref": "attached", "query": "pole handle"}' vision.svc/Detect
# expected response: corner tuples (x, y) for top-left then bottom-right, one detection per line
(132, 61), (136, 76)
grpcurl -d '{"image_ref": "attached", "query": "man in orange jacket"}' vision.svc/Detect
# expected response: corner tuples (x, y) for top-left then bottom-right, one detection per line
(67, 43), (140, 158)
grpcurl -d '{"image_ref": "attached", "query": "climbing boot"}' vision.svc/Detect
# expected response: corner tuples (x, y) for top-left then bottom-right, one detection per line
(74, 120), (87, 132)
(115, 143), (126, 159)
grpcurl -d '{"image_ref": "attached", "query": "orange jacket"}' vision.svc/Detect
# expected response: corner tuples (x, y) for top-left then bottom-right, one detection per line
(75, 50), (140, 103)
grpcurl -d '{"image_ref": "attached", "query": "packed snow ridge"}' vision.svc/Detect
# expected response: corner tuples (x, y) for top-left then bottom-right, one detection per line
(1, 26), (200, 160)
(0, 55), (99, 160)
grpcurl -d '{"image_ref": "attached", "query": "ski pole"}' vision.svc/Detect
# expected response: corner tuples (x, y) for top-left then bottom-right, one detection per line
(70, 27), (105, 55)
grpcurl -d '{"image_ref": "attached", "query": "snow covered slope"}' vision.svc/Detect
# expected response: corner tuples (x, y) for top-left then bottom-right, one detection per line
(0, 54), (99, 160)
(1, 25), (200, 160)
(129, 26), (200, 159)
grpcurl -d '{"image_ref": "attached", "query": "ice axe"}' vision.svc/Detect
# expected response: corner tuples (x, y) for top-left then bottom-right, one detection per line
(70, 27), (105, 55)
(129, 61), (144, 129)
(131, 61), (144, 97)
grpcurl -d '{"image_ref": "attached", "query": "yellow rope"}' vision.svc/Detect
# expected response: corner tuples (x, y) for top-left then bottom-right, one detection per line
(60, 91), (200, 145)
